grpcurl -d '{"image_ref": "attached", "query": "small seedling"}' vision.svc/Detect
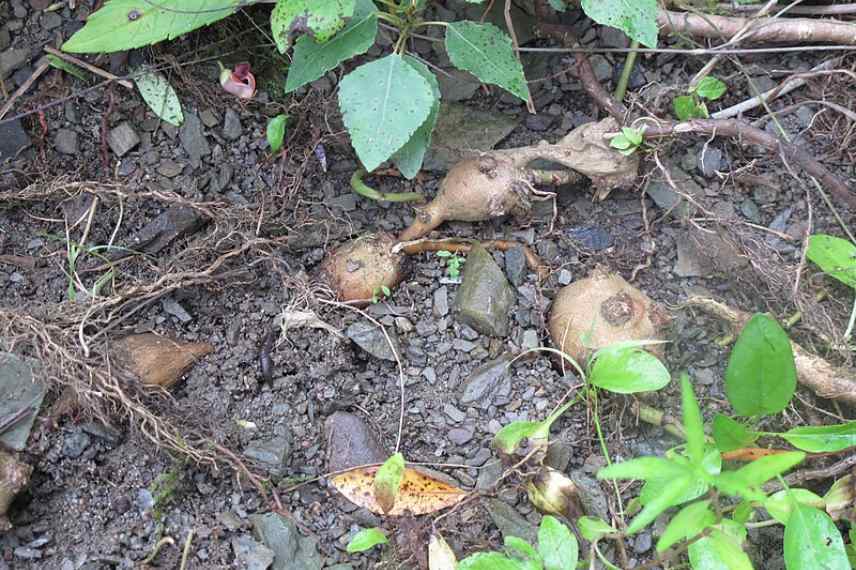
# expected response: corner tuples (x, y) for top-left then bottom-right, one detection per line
(608, 125), (645, 156)
(266, 113), (288, 155)
(371, 285), (392, 304)
(436, 250), (464, 280)
(674, 76), (727, 120)
(346, 527), (388, 553)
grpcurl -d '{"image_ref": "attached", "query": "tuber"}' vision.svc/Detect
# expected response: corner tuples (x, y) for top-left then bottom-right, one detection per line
(399, 118), (639, 241)
(0, 450), (31, 531)
(113, 333), (213, 388)
(548, 268), (669, 365)
(319, 232), (407, 307)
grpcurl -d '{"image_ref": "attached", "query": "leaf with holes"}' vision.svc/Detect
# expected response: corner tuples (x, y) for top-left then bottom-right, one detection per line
(271, 0), (355, 53)
(331, 465), (467, 516)
(391, 56), (441, 179)
(284, 0), (377, 93)
(135, 70), (184, 126)
(338, 54), (435, 172)
(445, 21), (529, 104)
(63, 0), (242, 53)
(581, 0), (658, 48)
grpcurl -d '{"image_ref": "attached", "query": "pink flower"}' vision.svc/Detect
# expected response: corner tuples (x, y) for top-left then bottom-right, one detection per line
(219, 62), (256, 99)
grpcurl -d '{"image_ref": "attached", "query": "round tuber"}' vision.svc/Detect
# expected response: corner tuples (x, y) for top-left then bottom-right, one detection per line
(0, 450), (31, 531)
(548, 268), (669, 365)
(319, 232), (406, 306)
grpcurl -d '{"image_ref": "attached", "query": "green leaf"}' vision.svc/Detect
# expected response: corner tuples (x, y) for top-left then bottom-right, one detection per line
(504, 536), (541, 567)
(493, 421), (541, 454)
(681, 374), (705, 468)
(373, 452), (405, 513)
(725, 313), (796, 417)
(346, 527), (388, 553)
(63, 0), (241, 53)
(266, 114), (288, 154)
(731, 452), (805, 489)
(695, 76), (727, 101)
(598, 456), (689, 482)
(577, 516), (616, 542)
(764, 489), (825, 525)
(338, 54), (434, 172)
(640, 449), (720, 508)
(674, 95), (704, 121)
(622, 126), (643, 146)
(784, 505), (849, 570)
(780, 421), (856, 453)
(609, 134), (632, 150)
(713, 415), (758, 452)
(657, 500), (715, 552)
(589, 345), (670, 394)
(445, 21), (530, 104)
(458, 552), (526, 570)
(46, 55), (88, 81)
(391, 57), (440, 179)
(271, 0), (355, 53)
(285, 0), (378, 93)
(135, 70), (184, 126)
(806, 234), (856, 289)
(580, 0), (658, 48)
(548, 0), (569, 10)
(538, 516), (578, 570)
(628, 474), (693, 534)
(689, 529), (754, 570)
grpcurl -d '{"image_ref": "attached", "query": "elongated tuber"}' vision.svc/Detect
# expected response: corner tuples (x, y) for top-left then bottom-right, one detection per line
(114, 334), (213, 388)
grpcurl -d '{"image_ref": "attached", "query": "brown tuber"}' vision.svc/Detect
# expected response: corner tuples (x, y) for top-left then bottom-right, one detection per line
(0, 450), (31, 531)
(549, 268), (669, 365)
(113, 333), (213, 388)
(319, 232), (406, 307)
(399, 118), (639, 241)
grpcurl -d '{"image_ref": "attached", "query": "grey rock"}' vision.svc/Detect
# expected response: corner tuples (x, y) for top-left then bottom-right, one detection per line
(459, 353), (513, 409)
(599, 26), (630, 48)
(0, 352), (45, 451)
(81, 421), (121, 444)
(179, 111), (210, 166)
(521, 329), (539, 350)
(325, 565), (354, 570)
(443, 403), (466, 423)
(156, 160), (183, 178)
(199, 109), (219, 128)
(447, 427), (474, 445)
(544, 440), (572, 472)
(477, 459), (503, 489)
(558, 269), (572, 285)
(697, 146), (722, 178)
(41, 11), (62, 30)
(436, 69), (480, 102)
(644, 163), (703, 219)
(567, 226), (612, 251)
(0, 28), (10, 52)
(525, 114), (554, 132)
(568, 469), (610, 521)
(748, 75), (775, 94)
(107, 122), (140, 157)
(433, 286), (449, 317)
(0, 48), (29, 79)
(674, 238), (705, 278)
(251, 513), (321, 570)
(223, 108), (242, 140)
(54, 129), (78, 155)
(589, 55), (613, 83)
(161, 297), (192, 323)
(423, 103), (517, 172)
(244, 434), (291, 474)
(455, 245), (514, 337)
(485, 499), (537, 544)
(62, 429), (91, 459)
(740, 199), (761, 223)
(504, 246), (527, 287)
(634, 532), (652, 554)
(325, 412), (386, 473)
(346, 321), (401, 361)
(0, 118), (30, 162)
(232, 535), (274, 570)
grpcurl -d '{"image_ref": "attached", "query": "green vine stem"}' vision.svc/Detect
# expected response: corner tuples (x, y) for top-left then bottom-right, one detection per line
(614, 39), (640, 101)
(350, 168), (425, 203)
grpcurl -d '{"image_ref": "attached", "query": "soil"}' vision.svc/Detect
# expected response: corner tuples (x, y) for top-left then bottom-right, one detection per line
(1, 1), (854, 569)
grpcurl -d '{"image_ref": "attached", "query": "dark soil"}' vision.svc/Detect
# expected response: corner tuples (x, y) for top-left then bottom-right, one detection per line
(1, 1), (854, 569)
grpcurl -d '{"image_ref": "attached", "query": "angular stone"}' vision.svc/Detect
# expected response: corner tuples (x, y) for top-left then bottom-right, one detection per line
(244, 434), (292, 475)
(504, 246), (526, 287)
(455, 245), (514, 337)
(459, 353), (513, 409)
(231, 535), (274, 570)
(0, 353), (45, 451)
(644, 161), (703, 220)
(107, 122), (140, 157)
(346, 321), (401, 361)
(0, 118), (30, 162)
(484, 498), (537, 544)
(0, 48), (29, 79)
(179, 110), (210, 166)
(223, 108), (242, 140)
(324, 412), (386, 473)
(156, 159), (183, 178)
(423, 103), (517, 172)
(433, 286), (449, 317)
(199, 109), (219, 128)
(436, 69), (480, 102)
(54, 128), (78, 155)
(250, 513), (321, 570)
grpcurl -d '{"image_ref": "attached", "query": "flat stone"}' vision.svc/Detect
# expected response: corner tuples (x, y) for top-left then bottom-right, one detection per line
(121, 205), (204, 255)
(448, 427), (474, 445)
(161, 297), (192, 322)
(433, 286), (449, 317)
(436, 69), (480, 102)
(156, 159), (183, 178)
(423, 103), (518, 172)
(41, 11), (62, 29)
(674, 238), (705, 278)
(223, 108), (242, 140)
(0, 352), (45, 451)
(504, 246), (526, 287)
(568, 469), (610, 521)
(179, 110), (210, 166)
(0, 118), (30, 162)
(346, 321), (401, 362)
(589, 55), (613, 83)
(324, 412), (386, 473)
(199, 109), (220, 128)
(443, 403), (466, 423)
(0, 48), (29, 79)
(697, 146), (722, 178)
(521, 329), (539, 350)
(250, 513), (321, 570)
(557, 269), (572, 285)
(231, 535), (274, 570)
(459, 353), (513, 409)
(107, 122), (140, 157)
(455, 244), (515, 337)
(244, 434), (292, 475)
(54, 128), (78, 155)
(567, 226), (612, 251)
(485, 498), (537, 544)
(62, 429), (91, 459)
(644, 162), (703, 220)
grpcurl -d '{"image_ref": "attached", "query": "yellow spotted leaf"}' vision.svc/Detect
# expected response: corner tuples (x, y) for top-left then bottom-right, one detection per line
(331, 466), (467, 516)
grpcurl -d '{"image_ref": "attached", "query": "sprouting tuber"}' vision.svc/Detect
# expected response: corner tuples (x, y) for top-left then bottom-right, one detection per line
(399, 118), (639, 241)
(548, 268), (669, 365)
(319, 232), (407, 307)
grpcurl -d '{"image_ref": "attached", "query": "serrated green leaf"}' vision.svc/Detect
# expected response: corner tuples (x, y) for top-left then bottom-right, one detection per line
(657, 500), (715, 552)
(598, 456), (689, 482)
(285, 0), (378, 93)
(346, 527), (388, 553)
(458, 552), (526, 570)
(765, 489), (825, 525)
(725, 313), (796, 417)
(712, 415), (758, 452)
(577, 516), (616, 542)
(135, 70), (183, 126)
(689, 529), (754, 570)
(445, 21), (529, 104)
(373, 452), (405, 513)
(538, 516), (578, 570)
(695, 76), (727, 101)
(580, 0), (658, 48)
(63, 0), (241, 53)
(338, 54), (434, 172)
(780, 421), (856, 453)
(266, 114), (288, 154)
(391, 56), (440, 179)
(271, 0), (355, 53)
(784, 505), (849, 570)
(589, 345), (670, 394)
(682, 374), (705, 468)
(806, 234), (856, 289)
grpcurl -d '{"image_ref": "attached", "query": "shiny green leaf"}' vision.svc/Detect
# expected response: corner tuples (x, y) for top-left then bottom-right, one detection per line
(271, 0), (355, 53)
(689, 529), (754, 570)
(780, 421), (856, 453)
(346, 527), (388, 553)
(784, 505), (849, 570)
(373, 452), (405, 513)
(657, 500), (715, 552)
(764, 489), (825, 525)
(806, 234), (856, 289)
(589, 345), (671, 394)
(266, 114), (288, 154)
(713, 415), (758, 452)
(538, 516), (578, 570)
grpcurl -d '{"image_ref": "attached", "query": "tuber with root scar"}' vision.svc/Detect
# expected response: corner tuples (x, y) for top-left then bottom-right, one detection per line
(399, 118), (639, 242)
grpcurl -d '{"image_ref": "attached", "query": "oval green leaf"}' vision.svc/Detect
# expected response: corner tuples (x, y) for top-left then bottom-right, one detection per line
(580, 0), (658, 48)
(338, 54), (434, 172)
(806, 234), (856, 289)
(733, 451), (805, 488)
(712, 414), (758, 452)
(689, 529), (754, 570)
(391, 56), (441, 179)
(271, 0), (355, 53)
(764, 489), (825, 525)
(784, 505), (849, 570)
(458, 552), (525, 570)
(589, 345), (671, 394)
(445, 21), (529, 104)
(577, 516), (616, 542)
(780, 421), (856, 453)
(266, 114), (288, 154)
(135, 70), (184, 127)
(695, 76), (727, 101)
(657, 500), (715, 552)
(725, 313), (796, 417)
(346, 527), (388, 553)
(538, 515), (578, 570)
